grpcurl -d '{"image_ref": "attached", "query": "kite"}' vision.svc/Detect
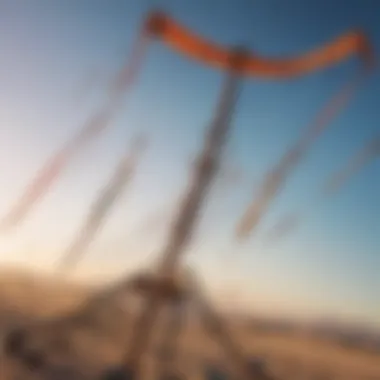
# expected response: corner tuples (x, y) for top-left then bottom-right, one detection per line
(2, 10), (373, 235)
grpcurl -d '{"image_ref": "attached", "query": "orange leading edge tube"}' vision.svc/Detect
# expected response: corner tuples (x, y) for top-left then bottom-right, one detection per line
(143, 11), (373, 78)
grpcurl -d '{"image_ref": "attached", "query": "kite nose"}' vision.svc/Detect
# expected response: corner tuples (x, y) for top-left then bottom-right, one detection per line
(145, 9), (168, 37)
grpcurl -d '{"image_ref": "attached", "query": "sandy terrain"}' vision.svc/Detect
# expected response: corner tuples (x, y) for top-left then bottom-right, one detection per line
(0, 268), (379, 380)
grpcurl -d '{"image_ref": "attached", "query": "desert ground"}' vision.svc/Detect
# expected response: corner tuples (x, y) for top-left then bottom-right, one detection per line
(0, 267), (379, 380)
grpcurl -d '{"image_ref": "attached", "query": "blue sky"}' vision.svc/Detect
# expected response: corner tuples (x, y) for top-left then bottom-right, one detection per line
(0, 0), (379, 326)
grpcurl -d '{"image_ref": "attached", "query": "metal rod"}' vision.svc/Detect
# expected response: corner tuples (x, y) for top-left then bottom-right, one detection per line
(156, 299), (185, 379)
(122, 57), (243, 377)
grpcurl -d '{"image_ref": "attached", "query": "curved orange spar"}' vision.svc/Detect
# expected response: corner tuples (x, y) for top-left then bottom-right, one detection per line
(143, 11), (374, 78)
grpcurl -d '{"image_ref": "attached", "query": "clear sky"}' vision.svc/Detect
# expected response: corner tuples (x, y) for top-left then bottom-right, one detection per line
(0, 0), (379, 327)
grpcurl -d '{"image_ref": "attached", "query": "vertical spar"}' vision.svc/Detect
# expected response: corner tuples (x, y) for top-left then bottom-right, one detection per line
(121, 48), (246, 378)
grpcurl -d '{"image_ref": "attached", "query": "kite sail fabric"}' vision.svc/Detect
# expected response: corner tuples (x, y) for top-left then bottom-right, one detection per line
(0, 105), (115, 232)
(1, 9), (373, 234)
(235, 66), (372, 241)
(107, 31), (150, 103)
(143, 11), (373, 78)
(0, 33), (148, 233)
(0, 147), (73, 230)
(323, 136), (380, 195)
(264, 135), (380, 245)
(58, 134), (148, 272)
